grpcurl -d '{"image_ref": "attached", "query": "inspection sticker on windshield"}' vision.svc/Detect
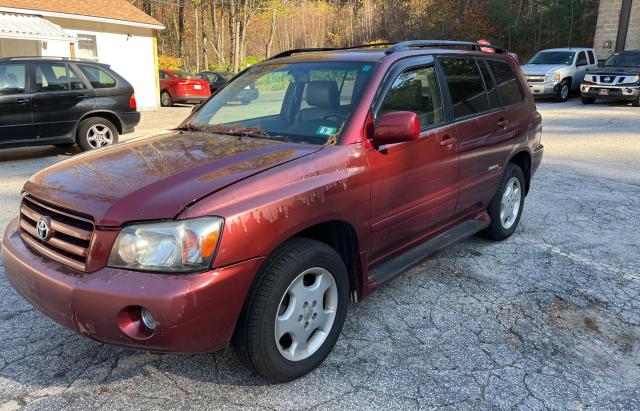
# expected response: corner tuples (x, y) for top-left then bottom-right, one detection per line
(316, 126), (338, 136)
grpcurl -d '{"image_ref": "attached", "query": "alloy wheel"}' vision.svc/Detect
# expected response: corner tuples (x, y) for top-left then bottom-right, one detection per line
(86, 124), (113, 149)
(499, 177), (522, 229)
(274, 267), (338, 362)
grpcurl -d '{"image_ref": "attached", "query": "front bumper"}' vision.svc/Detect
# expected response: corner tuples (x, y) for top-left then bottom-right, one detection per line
(580, 83), (640, 101)
(2, 217), (264, 353)
(527, 81), (560, 97)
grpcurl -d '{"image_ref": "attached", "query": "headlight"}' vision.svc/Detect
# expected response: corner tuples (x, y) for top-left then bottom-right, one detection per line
(549, 72), (561, 82)
(625, 75), (639, 84)
(108, 217), (223, 273)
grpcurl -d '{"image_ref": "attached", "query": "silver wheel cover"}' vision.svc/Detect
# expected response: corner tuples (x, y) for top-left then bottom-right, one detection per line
(499, 176), (522, 230)
(161, 92), (171, 106)
(86, 124), (113, 149)
(561, 84), (569, 99)
(274, 267), (338, 362)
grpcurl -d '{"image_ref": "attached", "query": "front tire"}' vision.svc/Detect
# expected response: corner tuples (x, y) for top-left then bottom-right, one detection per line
(581, 96), (596, 104)
(632, 94), (640, 107)
(556, 80), (570, 102)
(233, 238), (349, 383)
(482, 163), (526, 241)
(76, 117), (119, 151)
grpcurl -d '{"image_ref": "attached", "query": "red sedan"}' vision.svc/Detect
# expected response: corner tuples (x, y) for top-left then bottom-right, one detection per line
(159, 69), (210, 106)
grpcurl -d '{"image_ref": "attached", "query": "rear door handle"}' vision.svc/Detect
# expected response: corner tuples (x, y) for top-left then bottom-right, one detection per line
(497, 119), (510, 129)
(15, 97), (30, 104)
(439, 135), (457, 146)
(76, 94), (87, 99)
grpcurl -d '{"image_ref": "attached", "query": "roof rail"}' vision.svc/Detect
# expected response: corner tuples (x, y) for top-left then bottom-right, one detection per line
(385, 40), (507, 55)
(0, 56), (99, 62)
(267, 42), (397, 60)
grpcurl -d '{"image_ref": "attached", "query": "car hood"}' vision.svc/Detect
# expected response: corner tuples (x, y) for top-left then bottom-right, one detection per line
(521, 64), (567, 75)
(586, 66), (640, 75)
(24, 132), (322, 226)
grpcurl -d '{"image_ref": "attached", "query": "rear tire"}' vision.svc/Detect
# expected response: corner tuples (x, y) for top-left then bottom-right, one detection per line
(556, 80), (570, 102)
(76, 117), (119, 151)
(233, 238), (349, 383)
(160, 90), (173, 107)
(581, 96), (596, 104)
(482, 163), (526, 241)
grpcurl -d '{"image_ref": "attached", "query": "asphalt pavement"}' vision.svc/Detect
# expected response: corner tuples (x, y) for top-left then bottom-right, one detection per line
(0, 99), (639, 410)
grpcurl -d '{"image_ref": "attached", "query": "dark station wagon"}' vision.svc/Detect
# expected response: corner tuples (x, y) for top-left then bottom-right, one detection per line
(0, 57), (140, 150)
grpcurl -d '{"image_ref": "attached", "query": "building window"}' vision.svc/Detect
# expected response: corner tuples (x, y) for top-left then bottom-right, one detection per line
(77, 34), (98, 60)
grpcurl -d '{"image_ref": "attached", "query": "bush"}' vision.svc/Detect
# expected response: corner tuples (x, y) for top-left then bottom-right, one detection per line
(159, 55), (183, 71)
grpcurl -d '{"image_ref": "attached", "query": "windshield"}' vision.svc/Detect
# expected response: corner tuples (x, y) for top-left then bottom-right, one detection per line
(187, 61), (374, 144)
(528, 51), (575, 65)
(604, 53), (640, 68)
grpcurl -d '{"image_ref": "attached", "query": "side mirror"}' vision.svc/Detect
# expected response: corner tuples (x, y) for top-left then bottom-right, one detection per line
(373, 111), (420, 148)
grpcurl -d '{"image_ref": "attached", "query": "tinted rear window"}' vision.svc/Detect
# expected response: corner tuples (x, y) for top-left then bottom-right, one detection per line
(488, 60), (524, 106)
(77, 65), (116, 88)
(478, 60), (499, 109)
(439, 57), (489, 119)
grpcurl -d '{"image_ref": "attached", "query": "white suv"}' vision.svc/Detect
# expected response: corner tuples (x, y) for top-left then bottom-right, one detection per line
(521, 48), (598, 102)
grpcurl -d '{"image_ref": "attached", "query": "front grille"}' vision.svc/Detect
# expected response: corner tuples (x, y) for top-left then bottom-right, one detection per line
(600, 75), (615, 83)
(19, 195), (94, 271)
(526, 75), (545, 83)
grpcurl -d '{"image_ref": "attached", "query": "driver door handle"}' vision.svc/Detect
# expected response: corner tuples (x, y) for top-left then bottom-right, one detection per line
(497, 119), (510, 129)
(439, 135), (457, 146)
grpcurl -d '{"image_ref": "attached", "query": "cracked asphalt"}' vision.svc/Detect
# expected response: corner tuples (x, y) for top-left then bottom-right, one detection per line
(1, 99), (639, 410)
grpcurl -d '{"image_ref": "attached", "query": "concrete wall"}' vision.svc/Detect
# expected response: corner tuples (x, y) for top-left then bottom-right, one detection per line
(593, 0), (640, 59)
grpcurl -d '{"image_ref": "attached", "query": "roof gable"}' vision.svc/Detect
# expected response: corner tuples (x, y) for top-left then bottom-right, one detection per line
(0, 0), (162, 28)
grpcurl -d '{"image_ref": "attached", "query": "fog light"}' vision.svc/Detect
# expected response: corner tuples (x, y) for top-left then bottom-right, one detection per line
(141, 308), (157, 330)
(625, 88), (633, 94)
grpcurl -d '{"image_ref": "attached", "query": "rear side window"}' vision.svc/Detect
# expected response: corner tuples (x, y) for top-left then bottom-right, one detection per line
(35, 62), (70, 92)
(439, 57), (489, 119)
(478, 61), (499, 109)
(77, 65), (116, 88)
(0, 63), (26, 95)
(587, 50), (596, 65)
(69, 66), (87, 90)
(488, 60), (524, 106)
(378, 65), (445, 129)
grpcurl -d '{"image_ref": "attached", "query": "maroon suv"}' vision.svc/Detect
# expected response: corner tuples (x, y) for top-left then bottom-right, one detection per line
(2, 41), (543, 382)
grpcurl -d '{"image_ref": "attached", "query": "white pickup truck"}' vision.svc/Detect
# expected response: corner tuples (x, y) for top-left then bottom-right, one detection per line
(521, 47), (598, 102)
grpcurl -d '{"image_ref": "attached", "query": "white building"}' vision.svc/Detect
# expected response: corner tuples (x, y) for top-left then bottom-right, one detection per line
(0, 0), (164, 110)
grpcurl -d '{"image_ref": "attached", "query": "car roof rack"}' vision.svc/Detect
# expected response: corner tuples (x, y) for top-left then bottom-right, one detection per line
(0, 56), (100, 62)
(267, 42), (397, 60)
(385, 40), (507, 55)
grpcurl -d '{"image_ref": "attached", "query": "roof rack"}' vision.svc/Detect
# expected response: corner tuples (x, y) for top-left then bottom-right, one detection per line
(267, 42), (397, 60)
(0, 56), (99, 62)
(265, 40), (508, 61)
(385, 40), (507, 55)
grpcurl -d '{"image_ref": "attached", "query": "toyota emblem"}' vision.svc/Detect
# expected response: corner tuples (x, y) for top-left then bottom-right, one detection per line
(36, 217), (52, 241)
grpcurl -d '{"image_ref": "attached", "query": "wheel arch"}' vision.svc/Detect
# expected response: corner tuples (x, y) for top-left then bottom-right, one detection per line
(295, 220), (362, 300)
(77, 111), (124, 135)
(508, 150), (532, 195)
